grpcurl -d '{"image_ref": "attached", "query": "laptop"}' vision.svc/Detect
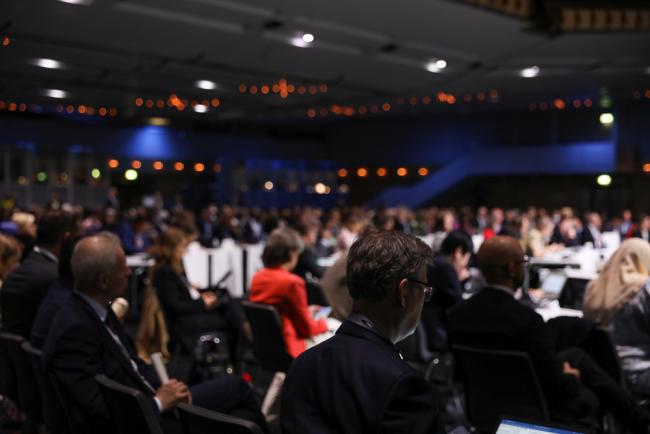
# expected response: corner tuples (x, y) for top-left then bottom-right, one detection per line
(540, 271), (567, 300)
(495, 418), (587, 434)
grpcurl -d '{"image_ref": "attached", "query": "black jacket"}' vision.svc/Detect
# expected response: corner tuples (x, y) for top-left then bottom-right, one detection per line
(1, 249), (58, 337)
(281, 318), (440, 434)
(447, 287), (581, 402)
(30, 278), (73, 349)
(42, 292), (161, 434)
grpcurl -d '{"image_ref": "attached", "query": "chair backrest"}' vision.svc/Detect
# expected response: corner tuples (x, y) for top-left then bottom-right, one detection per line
(177, 403), (263, 434)
(95, 374), (163, 434)
(22, 341), (70, 434)
(241, 301), (293, 373)
(0, 330), (19, 405)
(0, 331), (43, 423)
(453, 345), (550, 433)
(582, 326), (623, 386)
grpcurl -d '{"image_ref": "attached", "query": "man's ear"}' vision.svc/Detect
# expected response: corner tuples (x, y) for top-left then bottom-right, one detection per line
(397, 278), (409, 307)
(98, 272), (109, 291)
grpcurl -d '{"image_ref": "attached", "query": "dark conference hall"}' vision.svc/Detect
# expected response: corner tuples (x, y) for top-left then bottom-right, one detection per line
(1, 0), (650, 433)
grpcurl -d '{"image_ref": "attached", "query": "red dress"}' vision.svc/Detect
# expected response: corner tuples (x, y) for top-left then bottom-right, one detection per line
(249, 267), (328, 358)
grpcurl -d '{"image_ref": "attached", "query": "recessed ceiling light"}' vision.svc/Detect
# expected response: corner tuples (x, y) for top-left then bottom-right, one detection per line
(599, 112), (614, 126)
(33, 58), (63, 69)
(193, 104), (208, 113)
(520, 65), (540, 78)
(425, 59), (447, 73)
(302, 33), (314, 43)
(46, 89), (67, 99)
(57, 0), (94, 5)
(195, 80), (217, 90)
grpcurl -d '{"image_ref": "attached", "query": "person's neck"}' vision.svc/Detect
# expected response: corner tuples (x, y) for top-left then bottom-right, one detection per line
(79, 289), (110, 306)
(351, 302), (399, 344)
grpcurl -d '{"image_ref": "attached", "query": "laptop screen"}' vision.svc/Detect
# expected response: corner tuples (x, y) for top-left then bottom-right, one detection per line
(541, 273), (567, 295)
(495, 419), (584, 434)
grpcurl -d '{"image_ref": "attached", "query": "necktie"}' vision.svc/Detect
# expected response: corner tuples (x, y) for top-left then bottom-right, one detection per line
(104, 315), (157, 395)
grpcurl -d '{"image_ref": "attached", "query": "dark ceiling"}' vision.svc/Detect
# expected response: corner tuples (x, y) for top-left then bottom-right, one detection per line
(0, 0), (649, 124)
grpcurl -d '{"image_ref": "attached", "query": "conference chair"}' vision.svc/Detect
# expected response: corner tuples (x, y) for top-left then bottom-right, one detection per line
(241, 301), (293, 421)
(0, 332), (44, 427)
(241, 301), (293, 373)
(177, 402), (263, 434)
(581, 326), (623, 386)
(95, 374), (163, 434)
(0, 330), (19, 407)
(22, 341), (70, 434)
(452, 344), (550, 433)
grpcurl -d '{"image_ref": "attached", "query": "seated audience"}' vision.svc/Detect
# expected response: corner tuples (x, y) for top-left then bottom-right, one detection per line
(31, 235), (82, 348)
(293, 222), (327, 305)
(281, 229), (441, 434)
(447, 236), (650, 432)
(583, 238), (650, 398)
(551, 217), (580, 247)
(422, 230), (472, 351)
(10, 211), (37, 260)
(0, 210), (73, 337)
(632, 215), (650, 242)
(337, 214), (363, 251)
(151, 227), (249, 354)
(580, 211), (605, 248)
(249, 227), (328, 358)
(0, 233), (22, 288)
(42, 234), (266, 434)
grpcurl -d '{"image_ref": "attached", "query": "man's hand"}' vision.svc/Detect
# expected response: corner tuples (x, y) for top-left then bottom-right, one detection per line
(562, 362), (581, 380)
(155, 380), (192, 412)
(201, 291), (218, 310)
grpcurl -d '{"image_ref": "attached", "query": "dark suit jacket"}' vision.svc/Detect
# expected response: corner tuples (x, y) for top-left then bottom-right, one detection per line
(579, 226), (603, 248)
(281, 318), (440, 434)
(0, 249), (58, 337)
(447, 287), (580, 402)
(42, 292), (161, 434)
(30, 278), (73, 349)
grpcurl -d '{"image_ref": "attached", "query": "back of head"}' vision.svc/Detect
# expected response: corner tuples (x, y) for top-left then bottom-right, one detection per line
(262, 227), (303, 267)
(36, 210), (73, 248)
(347, 228), (432, 302)
(584, 238), (650, 325)
(71, 232), (122, 295)
(476, 235), (523, 285)
(439, 230), (473, 256)
(0, 233), (22, 279)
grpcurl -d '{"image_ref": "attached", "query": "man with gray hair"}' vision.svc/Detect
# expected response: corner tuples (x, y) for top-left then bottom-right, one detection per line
(281, 228), (442, 434)
(43, 234), (266, 434)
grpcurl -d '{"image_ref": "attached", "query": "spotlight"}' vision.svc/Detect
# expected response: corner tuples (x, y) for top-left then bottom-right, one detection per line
(36, 172), (47, 182)
(264, 181), (274, 191)
(356, 168), (368, 178)
(643, 163), (650, 173)
(153, 161), (164, 170)
(91, 168), (101, 179)
(418, 167), (429, 176)
(337, 169), (348, 177)
(174, 162), (184, 171)
(195, 80), (217, 90)
(596, 174), (612, 187)
(124, 169), (138, 181)
(46, 89), (67, 99)
(131, 160), (142, 169)
(108, 159), (119, 169)
(426, 59), (447, 73)
(599, 113), (614, 126)
(520, 66), (540, 78)
(57, 0), (93, 4)
(302, 33), (315, 43)
(193, 104), (208, 113)
(194, 163), (205, 173)
(33, 58), (63, 69)
(397, 167), (408, 177)
(314, 182), (327, 194)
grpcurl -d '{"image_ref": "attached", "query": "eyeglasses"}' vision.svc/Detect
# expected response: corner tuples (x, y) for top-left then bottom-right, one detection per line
(406, 277), (434, 302)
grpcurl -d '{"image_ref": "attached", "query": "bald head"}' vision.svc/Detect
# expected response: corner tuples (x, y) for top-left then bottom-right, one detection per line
(71, 232), (124, 296)
(477, 236), (525, 288)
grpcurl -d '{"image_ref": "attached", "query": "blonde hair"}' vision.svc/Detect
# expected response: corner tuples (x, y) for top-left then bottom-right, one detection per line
(583, 238), (650, 325)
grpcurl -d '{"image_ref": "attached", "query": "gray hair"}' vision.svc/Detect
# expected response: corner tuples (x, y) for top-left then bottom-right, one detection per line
(71, 232), (123, 293)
